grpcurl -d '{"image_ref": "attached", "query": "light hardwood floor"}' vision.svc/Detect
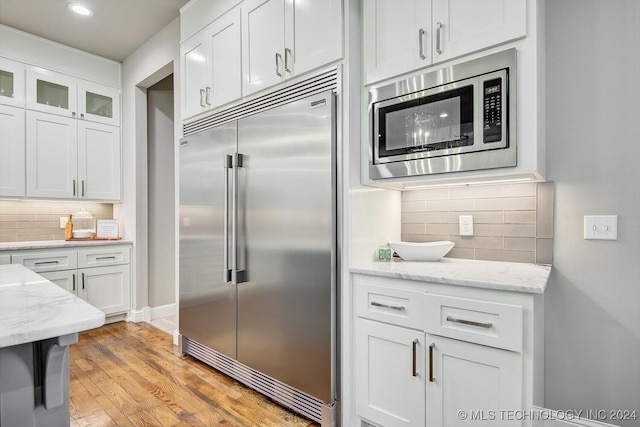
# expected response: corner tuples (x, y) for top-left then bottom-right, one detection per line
(69, 321), (319, 427)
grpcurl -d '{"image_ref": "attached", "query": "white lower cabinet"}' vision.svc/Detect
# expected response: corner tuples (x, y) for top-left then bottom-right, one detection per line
(426, 334), (522, 426)
(11, 245), (131, 318)
(356, 318), (425, 427)
(353, 274), (543, 427)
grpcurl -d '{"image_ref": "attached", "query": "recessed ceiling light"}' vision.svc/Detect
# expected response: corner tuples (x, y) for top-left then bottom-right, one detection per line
(68, 3), (94, 16)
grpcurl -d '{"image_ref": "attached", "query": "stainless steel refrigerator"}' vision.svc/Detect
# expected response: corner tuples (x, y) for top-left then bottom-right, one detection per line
(178, 90), (338, 425)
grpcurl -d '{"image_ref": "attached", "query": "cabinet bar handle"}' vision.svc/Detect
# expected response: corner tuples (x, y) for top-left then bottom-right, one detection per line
(96, 256), (116, 261)
(82, 273), (85, 290)
(199, 88), (206, 107)
(205, 87), (211, 105)
(284, 48), (292, 73)
(446, 315), (493, 329)
(429, 343), (435, 382)
(412, 339), (418, 377)
(418, 28), (426, 60)
(72, 179), (76, 196)
(81, 180), (85, 197)
(72, 273), (76, 291)
(370, 301), (406, 311)
(34, 260), (59, 266)
(275, 53), (283, 77)
(436, 22), (444, 55)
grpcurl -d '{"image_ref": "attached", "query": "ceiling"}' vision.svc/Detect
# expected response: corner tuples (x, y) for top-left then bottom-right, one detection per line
(0, 0), (189, 62)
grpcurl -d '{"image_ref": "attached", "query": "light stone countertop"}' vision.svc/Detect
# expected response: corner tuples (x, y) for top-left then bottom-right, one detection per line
(0, 264), (105, 348)
(0, 239), (132, 251)
(351, 258), (551, 294)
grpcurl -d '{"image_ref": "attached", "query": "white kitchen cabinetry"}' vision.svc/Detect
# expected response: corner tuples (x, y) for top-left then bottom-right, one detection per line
(181, 8), (242, 119)
(241, 0), (342, 96)
(354, 282), (427, 427)
(26, 68), (120, 126)
(0, 57), (25, 107)
(26, 111), (120, 201)
(11, 245), (131, 318)
(352, 273), (543, 427)
(0, 105), (25, 197)
(363, 0), (526, 84)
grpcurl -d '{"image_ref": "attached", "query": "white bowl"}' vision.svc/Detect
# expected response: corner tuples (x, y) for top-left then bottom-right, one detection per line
(389, 240), (455, 261)
(72, 229), (93, 239)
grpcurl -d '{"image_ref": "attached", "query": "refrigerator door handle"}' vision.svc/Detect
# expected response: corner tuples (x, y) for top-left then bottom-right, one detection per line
(232, 152), (246, 284)
(223, 154), (233, 283)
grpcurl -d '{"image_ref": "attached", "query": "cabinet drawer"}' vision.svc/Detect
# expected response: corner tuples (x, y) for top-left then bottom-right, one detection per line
(78, 245), (130, 268)
(424, 294), (522, 352)
(11, 249), (77, 272)
(355, 282), (425, 330)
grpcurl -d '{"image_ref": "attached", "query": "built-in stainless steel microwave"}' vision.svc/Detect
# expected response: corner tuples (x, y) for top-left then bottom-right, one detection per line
(369, 49), (517, 180)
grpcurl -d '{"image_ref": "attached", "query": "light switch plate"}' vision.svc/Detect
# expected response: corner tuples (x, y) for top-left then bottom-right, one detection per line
(584, 215), (618, 240)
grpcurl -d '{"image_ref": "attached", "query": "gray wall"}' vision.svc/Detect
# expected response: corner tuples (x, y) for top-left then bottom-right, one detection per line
(147, 75), (176, 307)
(545, 1), (640, 425)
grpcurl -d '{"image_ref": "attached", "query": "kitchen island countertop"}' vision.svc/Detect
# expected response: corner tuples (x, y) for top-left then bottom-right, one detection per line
(0, 264), (105, 348)
(351, 258), (551, 294)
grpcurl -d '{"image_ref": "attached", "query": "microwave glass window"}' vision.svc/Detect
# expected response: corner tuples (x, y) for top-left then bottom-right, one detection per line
(378, 84), (474, 159)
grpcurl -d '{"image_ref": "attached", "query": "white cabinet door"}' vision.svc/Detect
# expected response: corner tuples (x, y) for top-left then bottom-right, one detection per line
(285, 0), (343, 77)
(0, 255), (11, 265)
(77, 81), (120, 126)
(39, 270), (78, 294)
(0, 105), (25, 197)
(181, 30), (210, 119)
(0, 57), (25, 107)
(26, 68), (78, 118)
(426, 334), (522, 426)
(356, 318), (426, 427)
(77, 121), (121, 201)
(26, 111), (77, 198)
(242, 0), (286, 96)
(432, 0), (526, 63)
(78, 265), (130, 316)
(363, 0), (431, 84)
(208, 8), (242, 110)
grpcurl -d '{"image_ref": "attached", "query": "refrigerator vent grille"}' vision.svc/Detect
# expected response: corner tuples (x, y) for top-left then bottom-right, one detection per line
(183, 67), (338, 136)
(183, 338), (324, 424)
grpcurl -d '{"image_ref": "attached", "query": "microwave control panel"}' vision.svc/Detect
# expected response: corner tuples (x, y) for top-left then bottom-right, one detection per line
(483, 77), (503, 143)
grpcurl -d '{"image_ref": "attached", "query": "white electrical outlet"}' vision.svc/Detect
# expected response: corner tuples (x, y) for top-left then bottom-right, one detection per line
(459, 215), (474, 236)
(59, 217), (68, 229)
(584, 215), (618, 240)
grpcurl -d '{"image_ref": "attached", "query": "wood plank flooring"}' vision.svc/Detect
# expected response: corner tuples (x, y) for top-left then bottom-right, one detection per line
(69, 321), (320, 427)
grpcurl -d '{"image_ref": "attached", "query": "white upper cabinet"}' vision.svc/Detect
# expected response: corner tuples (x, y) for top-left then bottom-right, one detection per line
(363, 0), (526, 84)
(26, 67), (120, 126)
(77, 121), (121, 201)
(432, 0), (526, 63)
(363, 0), (432, 85)
(0, 57), (25, 107)
(181, 8), (242, 119)
(241, 0), (342, 96)
(0, 105), (25, 197)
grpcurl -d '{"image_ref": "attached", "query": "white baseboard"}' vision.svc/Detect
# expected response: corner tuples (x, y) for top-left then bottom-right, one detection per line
(533, 406), (622, 427)
(127, 303), (176, 324)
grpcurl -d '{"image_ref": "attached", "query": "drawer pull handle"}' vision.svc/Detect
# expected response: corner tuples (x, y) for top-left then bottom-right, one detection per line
(34, 260), (59, 266)
(72, 273), (76, 291)
(446, 316), (493, 329)
(412, 339), (418, 377)
(429, 343), (435, 382)
(96, 256), (117, 261)
(370, 301), (405, 311)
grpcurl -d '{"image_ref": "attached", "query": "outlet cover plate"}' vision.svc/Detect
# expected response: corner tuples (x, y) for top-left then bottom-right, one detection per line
(459, 215), (474, 236)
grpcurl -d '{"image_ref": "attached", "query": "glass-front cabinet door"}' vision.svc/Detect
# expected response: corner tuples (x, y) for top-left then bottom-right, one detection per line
(78, 81), (120, 126)
(0, 57), (25, 107)
(26, 68), (78, 117)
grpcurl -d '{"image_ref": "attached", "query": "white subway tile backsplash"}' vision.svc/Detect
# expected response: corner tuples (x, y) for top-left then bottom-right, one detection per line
(401, 182), (554, 264)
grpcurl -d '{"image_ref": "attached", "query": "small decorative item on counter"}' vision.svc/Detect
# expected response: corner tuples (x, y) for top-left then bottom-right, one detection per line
(375, 244), (393, 262)
(71, 208), (96, 239)
(64, 214), (73, 240)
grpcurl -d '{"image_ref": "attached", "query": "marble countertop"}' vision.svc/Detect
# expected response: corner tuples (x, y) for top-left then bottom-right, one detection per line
(0, 239), (132, 251)
(0, 264), (105, 348)
(351, 258), (551, 294)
